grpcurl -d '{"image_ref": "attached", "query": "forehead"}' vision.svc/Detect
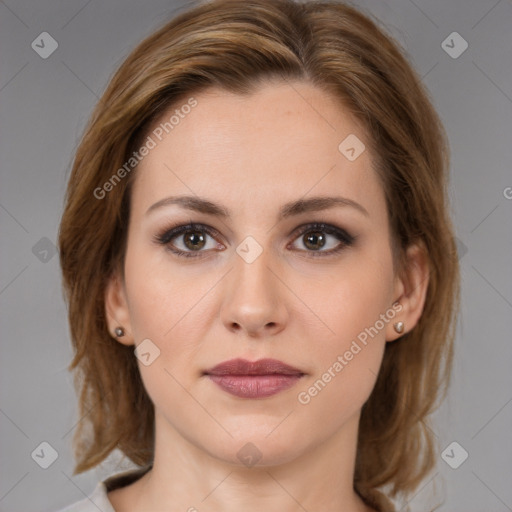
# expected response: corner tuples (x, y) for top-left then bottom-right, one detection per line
(130, 80), (385, 221)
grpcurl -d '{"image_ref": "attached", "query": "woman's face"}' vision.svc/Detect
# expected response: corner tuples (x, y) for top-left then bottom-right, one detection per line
(108, 80), (407, 466)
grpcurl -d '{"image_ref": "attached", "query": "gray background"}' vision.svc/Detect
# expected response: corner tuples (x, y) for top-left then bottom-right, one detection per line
(1, 0), (511, 510)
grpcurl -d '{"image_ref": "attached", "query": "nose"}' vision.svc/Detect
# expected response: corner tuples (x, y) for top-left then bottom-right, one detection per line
(220, 246), (288, 338)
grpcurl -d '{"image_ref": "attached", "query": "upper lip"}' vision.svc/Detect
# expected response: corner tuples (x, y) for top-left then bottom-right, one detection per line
(204, 358), (304, 376)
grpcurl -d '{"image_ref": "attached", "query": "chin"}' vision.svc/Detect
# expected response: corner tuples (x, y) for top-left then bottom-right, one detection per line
(197, 421), (310, 469)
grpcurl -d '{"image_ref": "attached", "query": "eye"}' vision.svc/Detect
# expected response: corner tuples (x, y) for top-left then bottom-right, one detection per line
(154, 221), (355, 259)
(288, 222), (355, 257)
(154, 223), (223, 258)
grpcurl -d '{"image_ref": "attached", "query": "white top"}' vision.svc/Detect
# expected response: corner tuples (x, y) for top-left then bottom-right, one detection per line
(55, 467), (151, 512)
(55, 481), (115, 511)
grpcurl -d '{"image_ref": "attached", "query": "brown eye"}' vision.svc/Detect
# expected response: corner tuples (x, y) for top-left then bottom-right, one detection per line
(303, 231), (326, 251)
(155, 223), (223, 258)
(289, 222), (355, 257)
(183, 230), (206, 251)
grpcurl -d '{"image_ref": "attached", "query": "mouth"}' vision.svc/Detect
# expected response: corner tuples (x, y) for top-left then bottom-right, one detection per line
(203, 358), (305, 399)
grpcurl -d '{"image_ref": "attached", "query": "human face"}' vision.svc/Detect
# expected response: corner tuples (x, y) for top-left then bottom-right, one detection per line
(109, 80), (403, 467)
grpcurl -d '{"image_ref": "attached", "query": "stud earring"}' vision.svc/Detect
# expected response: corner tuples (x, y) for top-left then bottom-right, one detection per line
(114, 326), (125, 337)
(393, 321), (404, 334)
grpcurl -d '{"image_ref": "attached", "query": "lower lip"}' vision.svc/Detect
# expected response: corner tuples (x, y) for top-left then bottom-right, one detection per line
(207, 374), (302, 399)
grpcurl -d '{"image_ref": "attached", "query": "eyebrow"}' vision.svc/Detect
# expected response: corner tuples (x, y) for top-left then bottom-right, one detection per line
(145, 194), (369, 219)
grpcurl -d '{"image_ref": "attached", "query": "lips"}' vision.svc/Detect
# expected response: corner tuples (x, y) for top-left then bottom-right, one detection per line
(204, 358), (305, 399)
(205, 358), (304, 376)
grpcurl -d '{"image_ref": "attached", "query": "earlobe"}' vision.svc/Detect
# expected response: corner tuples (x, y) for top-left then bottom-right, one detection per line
(104, 272), (134, 346)
(386, 243), (430, 342)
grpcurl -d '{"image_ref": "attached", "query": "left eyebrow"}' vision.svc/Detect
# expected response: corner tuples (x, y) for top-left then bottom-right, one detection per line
(145, 194), (369, 219)
(278, 196), (369, 219)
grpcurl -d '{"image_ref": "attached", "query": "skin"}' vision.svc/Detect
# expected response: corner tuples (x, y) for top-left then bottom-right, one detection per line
(105, 79), (429, 512)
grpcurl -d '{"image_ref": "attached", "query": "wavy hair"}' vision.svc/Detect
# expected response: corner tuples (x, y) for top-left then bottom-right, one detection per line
(58, 0), (460, 507)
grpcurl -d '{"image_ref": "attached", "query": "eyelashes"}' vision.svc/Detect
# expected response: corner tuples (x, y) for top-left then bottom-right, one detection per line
(153, 221), (356, 259)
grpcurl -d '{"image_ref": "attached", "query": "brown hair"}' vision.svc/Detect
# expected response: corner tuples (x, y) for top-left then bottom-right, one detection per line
(58, 0), (459, 506)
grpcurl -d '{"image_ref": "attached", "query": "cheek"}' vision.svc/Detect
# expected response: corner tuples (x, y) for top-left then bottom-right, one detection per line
(123, 244), (218, 391)
(122, 254), (206, 415)
(300, 243), (395, 346)
(294, 247), (395, 405)
(123, 239), (200, 339)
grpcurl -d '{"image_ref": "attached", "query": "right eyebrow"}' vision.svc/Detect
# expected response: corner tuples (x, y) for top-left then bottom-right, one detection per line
(146, 195), (231, 217)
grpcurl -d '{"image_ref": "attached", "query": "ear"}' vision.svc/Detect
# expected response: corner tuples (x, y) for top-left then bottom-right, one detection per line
(386, 243), (430, 342)
(104, 271), (134, 346)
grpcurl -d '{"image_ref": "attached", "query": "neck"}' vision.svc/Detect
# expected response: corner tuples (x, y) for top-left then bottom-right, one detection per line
(120, 410), (374, 512)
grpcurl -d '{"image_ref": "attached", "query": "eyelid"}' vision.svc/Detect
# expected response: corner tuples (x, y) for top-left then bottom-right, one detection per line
(289, 221), (354, 242)
(155, 222), (223, 245)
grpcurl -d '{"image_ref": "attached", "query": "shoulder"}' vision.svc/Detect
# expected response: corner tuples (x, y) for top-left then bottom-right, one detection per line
(53, 481), (114, 512)
(53, 466), (151, 512)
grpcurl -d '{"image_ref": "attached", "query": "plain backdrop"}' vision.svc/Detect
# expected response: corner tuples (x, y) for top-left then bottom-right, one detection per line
(1, 0), (511, 511)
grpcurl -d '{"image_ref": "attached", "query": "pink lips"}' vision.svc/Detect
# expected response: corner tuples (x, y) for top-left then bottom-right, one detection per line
(204, 358), (304, 399)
